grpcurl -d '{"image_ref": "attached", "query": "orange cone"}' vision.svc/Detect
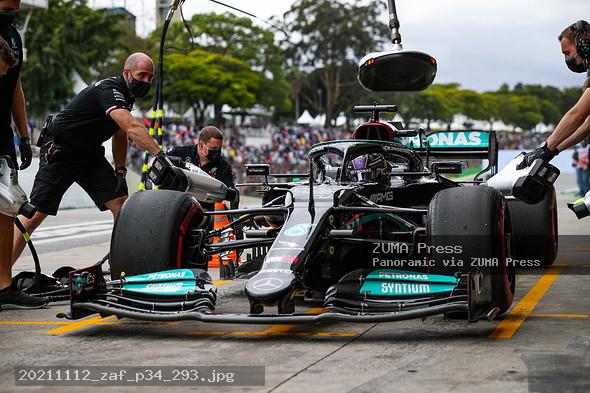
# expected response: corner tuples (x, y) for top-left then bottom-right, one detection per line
(209, 202), (238, 269)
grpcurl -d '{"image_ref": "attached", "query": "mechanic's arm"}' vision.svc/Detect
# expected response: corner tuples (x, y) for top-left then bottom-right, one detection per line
(11, 77), (29, 139)
(557, 115), (590, 151)
(547, 88), (590, 151)
(112, 129), (128, 169)
(109, 109), (161, 156)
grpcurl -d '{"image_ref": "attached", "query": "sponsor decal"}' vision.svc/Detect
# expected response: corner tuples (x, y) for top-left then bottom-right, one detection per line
(276, 240), (302, 248)
(123, 269), (193, 283)
(406, 131), (489, 149)
(265, 255), (299, 264)
(71, 272), (95, 295)
(251, 277), (283, 291)
(365, 269), (459, 284)
(369, 191), (394, 203)
(284, 223), (315, 237)
(123, 281), (196, 295)
(359, 281), (457, 297)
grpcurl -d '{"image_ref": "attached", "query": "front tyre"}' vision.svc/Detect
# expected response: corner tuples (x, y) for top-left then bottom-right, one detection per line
(427, 186), (514, 314)
(110, 190), (208, 280)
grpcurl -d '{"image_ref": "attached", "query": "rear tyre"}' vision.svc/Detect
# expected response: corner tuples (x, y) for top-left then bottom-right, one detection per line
(110, 190), (207, 280)
(507, 186), (557, 267)
(427, 186), (514, 314)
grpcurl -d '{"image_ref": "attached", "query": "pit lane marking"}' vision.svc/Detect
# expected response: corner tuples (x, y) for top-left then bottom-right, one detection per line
(528, 314), (589, 318)
(44, 315), (116, 335)
(185, 331), (356, 337)
(31, 230), (114, 245)
(489, 264), (566, 339)
(261, 307), (326, 336)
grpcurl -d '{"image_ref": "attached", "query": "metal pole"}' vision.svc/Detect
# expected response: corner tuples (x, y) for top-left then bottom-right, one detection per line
(387, 0), (403, 50)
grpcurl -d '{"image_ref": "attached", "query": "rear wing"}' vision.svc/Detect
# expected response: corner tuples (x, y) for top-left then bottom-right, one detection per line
(402, 130), (498, 178)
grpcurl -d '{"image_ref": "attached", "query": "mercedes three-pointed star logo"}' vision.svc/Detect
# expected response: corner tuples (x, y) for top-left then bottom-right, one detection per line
(252, 277), (283, 291)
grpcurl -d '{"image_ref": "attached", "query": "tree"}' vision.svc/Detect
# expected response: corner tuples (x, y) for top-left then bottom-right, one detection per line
(164, 49), (260, 126)
(481, 93), (501, 129)
(164, 12), (290, 120)
(18, 0), (125, 117)
(498, 95), (543, 131)
(412, 89), (454, 131)
(283, 0), (389, 127)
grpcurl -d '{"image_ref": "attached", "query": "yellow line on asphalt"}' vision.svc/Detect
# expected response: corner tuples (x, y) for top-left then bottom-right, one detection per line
(489, 264), (566, 339)
(529, 313), (589, 318)
(262, 307), (326, 335)
(186, 330), (356, 337)
(184, 308), (337, 337)
(44, 316), (116, 335)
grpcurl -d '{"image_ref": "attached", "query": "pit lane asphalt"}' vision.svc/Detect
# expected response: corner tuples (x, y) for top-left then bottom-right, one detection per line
(1, 174), (589, 393)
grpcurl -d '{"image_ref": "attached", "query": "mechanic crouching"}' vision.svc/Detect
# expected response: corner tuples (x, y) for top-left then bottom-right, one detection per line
(166, 126), (237, 211)
(10, 52), (164, 269)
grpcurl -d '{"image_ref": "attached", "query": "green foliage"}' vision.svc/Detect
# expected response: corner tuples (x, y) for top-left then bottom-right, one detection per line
(283, 0), (389, 127)
(18, 0), (125, 117)
(164, 12), (290, 120)
(163, 49), (260, 126)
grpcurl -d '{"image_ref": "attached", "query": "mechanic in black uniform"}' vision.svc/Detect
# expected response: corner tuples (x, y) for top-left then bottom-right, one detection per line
(522, 20), (590, 166)
(0, 0), (44, 309)
(167, 126), (236, 211)
(10, 52), (163, 267)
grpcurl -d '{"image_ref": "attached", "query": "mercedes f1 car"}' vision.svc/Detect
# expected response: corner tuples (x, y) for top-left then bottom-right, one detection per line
(58, 0), (559, 325)
(61, 102), (559, 325)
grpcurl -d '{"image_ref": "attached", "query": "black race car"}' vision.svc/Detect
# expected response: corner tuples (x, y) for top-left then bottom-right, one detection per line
(63, 104), (558, 325)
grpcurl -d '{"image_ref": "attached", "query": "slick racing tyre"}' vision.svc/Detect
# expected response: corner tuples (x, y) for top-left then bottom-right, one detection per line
(507, 185), (557, 267)
(427, 186), (514, 314)
(110, 190), (208, 280)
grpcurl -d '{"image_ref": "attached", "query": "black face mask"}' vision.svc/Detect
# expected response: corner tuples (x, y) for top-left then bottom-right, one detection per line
(206, 148), (222, 163)
(566, 56), (588, 73)
(127, 76), (151, 97)
(0, 12), (16, 28)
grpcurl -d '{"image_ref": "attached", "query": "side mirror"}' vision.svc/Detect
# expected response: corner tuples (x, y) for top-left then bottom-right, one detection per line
(357, 50), (437, 92)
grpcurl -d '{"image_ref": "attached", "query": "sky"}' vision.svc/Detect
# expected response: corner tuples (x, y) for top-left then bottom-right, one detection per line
(90, 0), (590, 92)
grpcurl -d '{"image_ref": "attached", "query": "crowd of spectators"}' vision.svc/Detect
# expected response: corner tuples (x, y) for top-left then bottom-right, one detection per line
(496, 131), (551, 150)
(128, 124), (351, 182)
(127, 123), (554, 184)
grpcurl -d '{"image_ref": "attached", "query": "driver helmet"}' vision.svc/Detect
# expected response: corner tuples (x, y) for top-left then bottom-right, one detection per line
(347, 153), (387, 183)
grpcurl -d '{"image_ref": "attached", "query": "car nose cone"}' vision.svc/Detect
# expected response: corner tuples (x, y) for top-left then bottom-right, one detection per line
(245, 272), (296, 302)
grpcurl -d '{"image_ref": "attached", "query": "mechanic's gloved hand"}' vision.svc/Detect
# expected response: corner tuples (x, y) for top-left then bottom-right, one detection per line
(114, 167), (128, 194)
(19, 137), (32, 170)
(518, 141), (559, 169)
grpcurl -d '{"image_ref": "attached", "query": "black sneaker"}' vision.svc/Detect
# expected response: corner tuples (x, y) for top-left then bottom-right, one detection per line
(0, 286), (49, 310)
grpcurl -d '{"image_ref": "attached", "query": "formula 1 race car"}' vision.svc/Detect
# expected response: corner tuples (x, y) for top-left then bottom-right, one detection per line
(62, 101), (560, 325)
(58, 0), (559, 324)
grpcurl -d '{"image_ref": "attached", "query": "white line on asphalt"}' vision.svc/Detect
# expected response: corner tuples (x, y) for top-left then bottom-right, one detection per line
(33, 220), (113, 232)
(31, 230), (113, 245)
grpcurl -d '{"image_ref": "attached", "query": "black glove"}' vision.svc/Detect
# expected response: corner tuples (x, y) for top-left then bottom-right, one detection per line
(519, 141), (559, 169)
(19, 137), (32, 170)
(114, 167), (128, 194)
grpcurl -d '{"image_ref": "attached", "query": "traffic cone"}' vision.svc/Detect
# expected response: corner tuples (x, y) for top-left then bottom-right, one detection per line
(209, 202), (238, 269)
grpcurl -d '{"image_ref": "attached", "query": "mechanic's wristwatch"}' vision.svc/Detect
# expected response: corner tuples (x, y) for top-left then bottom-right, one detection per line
(116, 166), (127, 176)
